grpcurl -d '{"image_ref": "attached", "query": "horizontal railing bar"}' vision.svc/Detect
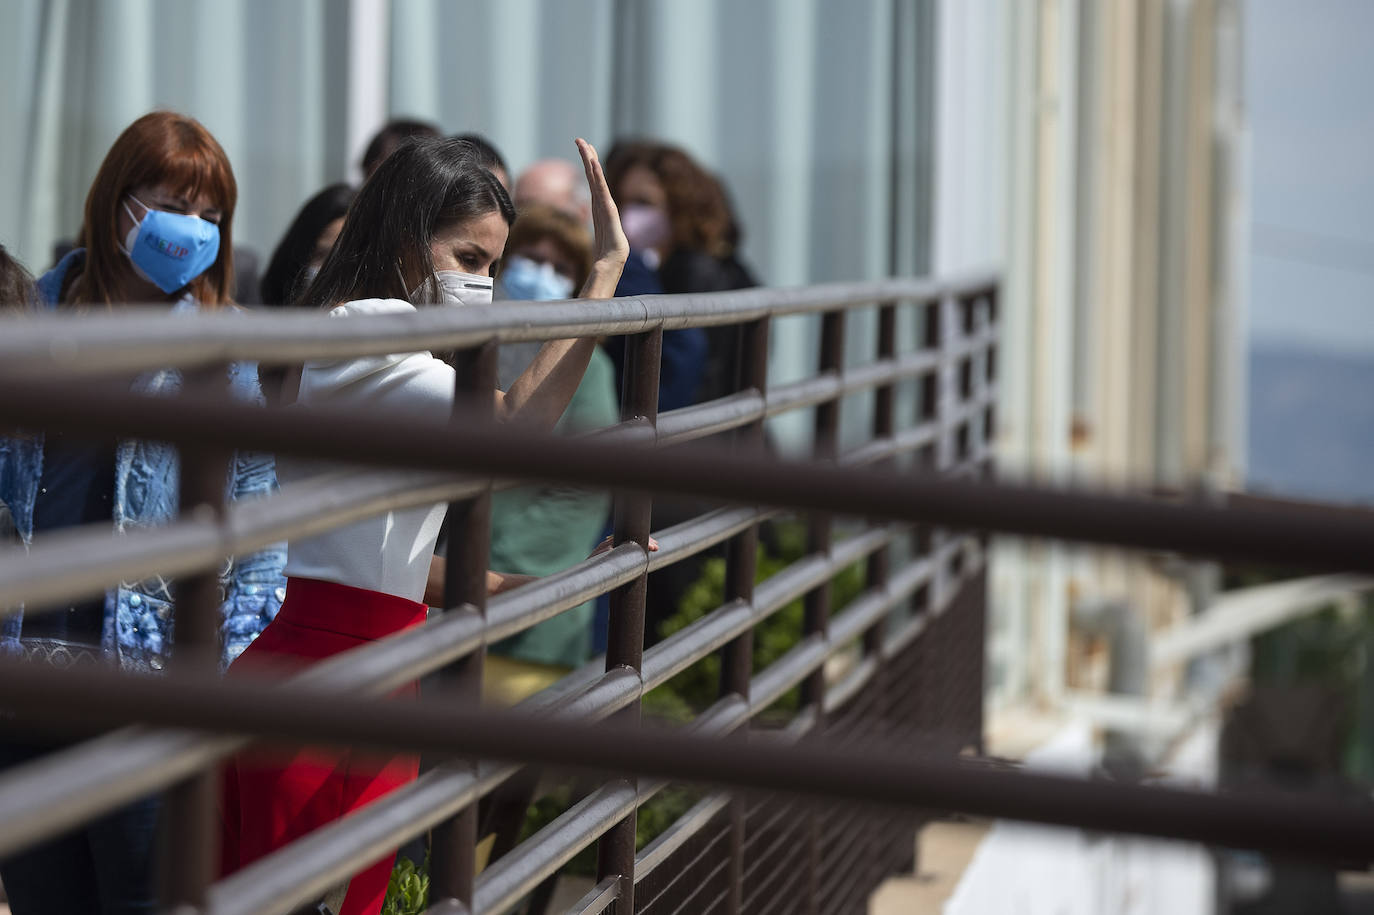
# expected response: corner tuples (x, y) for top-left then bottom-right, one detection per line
(238, 691), (747, 915)
(745, 543), (966, 720)
(635, 642), (937, 888)
(828, 556), (935, 648)
(641, 599), (753, 691)
(0, 597), (491, 858)
(513, 654), (609, 712)
(5, 659), (1358, 861)
(212, 665), (649, 915)
(951, 325), (999, 359)
(758, 351), (948, 422)
(823, 655), (882, 714)
(647, 507), (772, 573)
(0, 729), (236, 861)
(832, 525), (904, 570)
(687, 693), (752, 738)
(838, 351), (941, 393)
(883, 609), (931, 660)
(638, 529), (925, 703)
(217, 659), (676, 915)
(483, 544), (647, 642)
(765, 371), (843, 416)
(293, 606), (488, 696)
(752, 553), (835, 620)
(425, 902), (472, 915)
(748, 633), (829, 713)
(5, 378), (1362, 574)
(209, 763), (499, 915)
(751, 524), (901, 621)
(0, 406), (894, 619)
(656, 391), (765, 445)
(649, 345), (957, 444)
(580, 415), (657, 448)
(0, 467), (485, 614)
(536, 666), (642, 723)
(840, 423), (941, 467)
(0, 510), (772, 853)
(0, 275), (991, 376)
(474, 780), (638, 915)
(560, 876), (619, 915)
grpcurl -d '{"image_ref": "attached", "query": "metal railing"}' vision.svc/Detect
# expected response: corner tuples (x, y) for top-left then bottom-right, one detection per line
(2, 274), (1374, 915)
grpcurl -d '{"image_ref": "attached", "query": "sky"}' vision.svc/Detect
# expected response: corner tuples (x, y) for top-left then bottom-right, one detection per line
(1246, 0), (1374, 354)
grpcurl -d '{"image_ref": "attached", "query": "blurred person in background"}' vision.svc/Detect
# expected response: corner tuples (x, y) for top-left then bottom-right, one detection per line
(360, 117), (441, 179)
(601, 140), (760, 644)
(453, 131), (510, 190)
(0, 110), (286, 915)
(256, 183), (357, 405)
(0, 243), (36, 308)
(606, 139), (758, 406)
(258, 183), (355, 308)
(485, 203), (618, 705)
(513, 158), (592, 225)
(220, 136), (630, 915)
(600, 140), (709, 415)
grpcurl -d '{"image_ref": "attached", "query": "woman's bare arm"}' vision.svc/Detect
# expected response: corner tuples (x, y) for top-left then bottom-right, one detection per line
(493, 138), (628, 427)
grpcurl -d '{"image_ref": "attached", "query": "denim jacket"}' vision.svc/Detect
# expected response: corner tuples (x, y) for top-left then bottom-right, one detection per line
(0, 250), (287, 670)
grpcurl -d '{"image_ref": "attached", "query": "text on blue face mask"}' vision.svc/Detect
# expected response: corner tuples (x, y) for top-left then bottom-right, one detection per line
(144, 233), (191, 259)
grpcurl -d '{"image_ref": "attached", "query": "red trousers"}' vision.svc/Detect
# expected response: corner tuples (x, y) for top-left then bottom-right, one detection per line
(220, 576), (428, 915)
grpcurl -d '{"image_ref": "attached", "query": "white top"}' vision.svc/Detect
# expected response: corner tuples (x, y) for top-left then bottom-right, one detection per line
(280, 298), (457, 603)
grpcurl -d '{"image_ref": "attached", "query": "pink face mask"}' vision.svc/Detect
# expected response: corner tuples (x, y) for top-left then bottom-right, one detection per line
(620, 203), (671, 254)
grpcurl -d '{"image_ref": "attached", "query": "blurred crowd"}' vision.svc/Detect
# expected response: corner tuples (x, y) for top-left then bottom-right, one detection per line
(0, 110), (758, 915)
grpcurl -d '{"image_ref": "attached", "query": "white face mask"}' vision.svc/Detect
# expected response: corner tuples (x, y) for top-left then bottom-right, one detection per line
(433, 270), (493, 306)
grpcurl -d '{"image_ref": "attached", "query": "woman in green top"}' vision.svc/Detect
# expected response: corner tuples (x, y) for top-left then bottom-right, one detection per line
(487, 203), (621, 701)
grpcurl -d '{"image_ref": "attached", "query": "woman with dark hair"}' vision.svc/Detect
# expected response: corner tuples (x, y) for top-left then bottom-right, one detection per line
(360, 117), (441, 178)
(258, 182), (356, 307)
(452, 132), (510, 189)
(0, 110), (286, 915)
(220, 136), (627, 915)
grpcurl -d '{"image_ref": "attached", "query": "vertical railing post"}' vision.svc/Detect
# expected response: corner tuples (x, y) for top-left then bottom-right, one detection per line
(929, 294), (960, 612)
(162, 367), (232, 913)
(430, 341), (498, 911)
(801, 309), (845, 915)
(721, 316), (769, 915)
(975, 286), (998, 474)
(865, 302), (900, 884)
(866, 302), (898, 662)
(596, 326), (661, 912)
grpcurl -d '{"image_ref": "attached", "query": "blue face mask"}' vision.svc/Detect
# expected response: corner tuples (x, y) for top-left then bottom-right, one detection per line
(496, 255), (575, 302)
(121, 196), (221, 294)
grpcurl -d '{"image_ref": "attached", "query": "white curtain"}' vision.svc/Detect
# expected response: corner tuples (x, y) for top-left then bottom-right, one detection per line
(0, 0), (350, 276)
(0, 0), (943, 448)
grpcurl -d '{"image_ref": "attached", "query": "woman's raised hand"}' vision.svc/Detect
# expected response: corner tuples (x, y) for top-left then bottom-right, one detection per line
(575, 138), (629, 299)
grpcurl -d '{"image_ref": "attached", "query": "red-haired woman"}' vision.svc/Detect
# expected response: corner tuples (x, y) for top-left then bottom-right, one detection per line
(0, 111), (286, 915)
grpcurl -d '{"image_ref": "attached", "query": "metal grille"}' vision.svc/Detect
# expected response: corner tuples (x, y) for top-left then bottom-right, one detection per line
(1, 273), (1373, 915)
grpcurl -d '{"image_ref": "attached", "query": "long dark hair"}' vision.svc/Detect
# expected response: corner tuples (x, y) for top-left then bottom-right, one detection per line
(299, 137), (514, 311)
(259, 183), (356, 307)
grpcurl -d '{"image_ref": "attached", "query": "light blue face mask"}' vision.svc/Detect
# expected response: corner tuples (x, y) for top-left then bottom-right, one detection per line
(496, 255), (575, 302)
(121, 196), (221, 294)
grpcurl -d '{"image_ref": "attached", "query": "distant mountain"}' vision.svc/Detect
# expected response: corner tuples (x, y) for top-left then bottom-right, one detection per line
(1248, 343), (1374, 505)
